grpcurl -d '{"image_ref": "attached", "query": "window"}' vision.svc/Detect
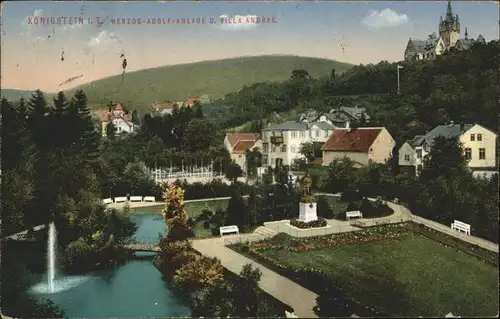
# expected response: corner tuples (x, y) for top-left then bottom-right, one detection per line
(464, 148), (471, 160)
(281, 144), (287, 152)
(470, 134), (475, 141)
(477, 134), (482, 141)
(309, 130), (312, 138)
(416, 150), (422, 159)
(271, 146), (276, 153)
(404, 154), (410, 161)
(262, 132), (267, 139)
(263, 143), (269, 152)
(479, 148), (486, 160)
(291, 131), (297, 138)
(300, 131), (305, 138)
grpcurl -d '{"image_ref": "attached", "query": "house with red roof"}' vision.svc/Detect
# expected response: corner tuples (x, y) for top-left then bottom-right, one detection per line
(224, 133), (261, 171)
(183, 97), (202, 107)
(321, 126), (395, 167)
(100, 103), (135, 136)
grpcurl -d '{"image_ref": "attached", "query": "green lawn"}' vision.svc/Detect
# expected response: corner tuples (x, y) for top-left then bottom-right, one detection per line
(130, 199), (229, 238)
(257, 234), (499, 317)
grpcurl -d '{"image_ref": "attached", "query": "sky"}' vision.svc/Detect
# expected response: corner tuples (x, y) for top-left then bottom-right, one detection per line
(1, 1), (498, 92)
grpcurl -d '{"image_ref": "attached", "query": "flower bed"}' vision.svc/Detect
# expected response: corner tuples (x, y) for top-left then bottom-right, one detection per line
(249, 223), (411, 253)
(289, 217), (327, 229)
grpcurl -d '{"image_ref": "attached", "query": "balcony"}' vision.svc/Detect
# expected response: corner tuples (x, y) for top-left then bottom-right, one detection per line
(271, 136), (283, 145)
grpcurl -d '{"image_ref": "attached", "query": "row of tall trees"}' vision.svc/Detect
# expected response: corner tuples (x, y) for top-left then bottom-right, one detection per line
(1, 90), (138, 316)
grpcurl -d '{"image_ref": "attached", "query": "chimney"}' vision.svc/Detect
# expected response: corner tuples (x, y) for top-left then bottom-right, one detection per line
(346, 121), (351, 132)
(448, 120), (454, 127)
(460, 123), (465, 132)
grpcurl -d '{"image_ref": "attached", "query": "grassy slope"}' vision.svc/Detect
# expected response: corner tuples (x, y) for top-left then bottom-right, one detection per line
(3, 55), (351, 110)
(258, 234), (499, 317)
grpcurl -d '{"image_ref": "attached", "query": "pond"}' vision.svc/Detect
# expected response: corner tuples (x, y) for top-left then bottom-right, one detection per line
(131, 214), (167, 244)
(30, 214), (190, 318)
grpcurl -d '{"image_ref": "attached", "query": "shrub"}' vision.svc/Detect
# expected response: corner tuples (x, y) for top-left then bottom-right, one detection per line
(290, 218), (327, 229)
(317, 196), (334, 219)
(172, 179), (252, 200)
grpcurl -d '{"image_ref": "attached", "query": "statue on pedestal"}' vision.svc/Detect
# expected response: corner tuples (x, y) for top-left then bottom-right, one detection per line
(297, 170), (318, 222)
(299, 170), (314, 203)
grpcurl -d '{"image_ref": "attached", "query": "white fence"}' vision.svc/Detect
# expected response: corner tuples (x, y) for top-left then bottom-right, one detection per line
(148, 166), (224, 183)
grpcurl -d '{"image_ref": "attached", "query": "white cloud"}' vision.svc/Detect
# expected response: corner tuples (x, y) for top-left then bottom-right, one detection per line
(219, 14), (258, 31)
(88, 30), (120, 47)
(361, 8), (410, 29)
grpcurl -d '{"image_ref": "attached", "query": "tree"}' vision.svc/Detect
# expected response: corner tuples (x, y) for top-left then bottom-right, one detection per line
(27, 90), (51, 151)
(317, 196), (334, 219)
(182, 118), (216, 152)
(245, 148), (262, 179)
(225, 192), (248, 229)
(162, 184), (193, 242)
(172, 255), (225, 294)
(71, 90), (100, 160)
(225, 161), (243, 183)
(299, 141), (315, 163)
(421, 136), (468, 181)
(106, 122), (117, 140)
(122, 162), (150, 193)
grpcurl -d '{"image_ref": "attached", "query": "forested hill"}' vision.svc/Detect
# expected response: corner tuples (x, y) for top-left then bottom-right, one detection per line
(2, 55), (352, 110)
(213, 41), (499, 143)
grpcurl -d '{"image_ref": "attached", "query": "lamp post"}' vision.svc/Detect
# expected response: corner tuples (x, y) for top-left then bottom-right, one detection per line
(397, 65), (404, 95)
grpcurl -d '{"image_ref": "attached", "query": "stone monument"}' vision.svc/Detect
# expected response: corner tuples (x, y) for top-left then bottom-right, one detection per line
(298, 170), (318, 222)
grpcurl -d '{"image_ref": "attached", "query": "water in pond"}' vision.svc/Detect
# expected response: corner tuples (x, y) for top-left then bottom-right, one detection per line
(31, 257), (191, 318)
(30, 215), (190, 317)
(131, 213), (167, 244)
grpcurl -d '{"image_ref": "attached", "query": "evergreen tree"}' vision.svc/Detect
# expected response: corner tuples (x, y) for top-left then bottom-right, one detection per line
(71, 90), (100, 160)
(225, 192), (248, 229)
(27, 90), (51, 151)
(52, 91), (70, 149)
(106, 122), (117, 140)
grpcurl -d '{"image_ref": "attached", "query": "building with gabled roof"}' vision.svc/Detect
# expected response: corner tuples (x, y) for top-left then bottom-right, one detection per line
(322, 126), (395, 167)
(224, 133), (261, 172)
(100, 103), (135, 136)
(399, 122), (497, 177)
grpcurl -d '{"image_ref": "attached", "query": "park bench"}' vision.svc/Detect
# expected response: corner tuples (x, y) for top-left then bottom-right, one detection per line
(219, 225), (239, 236)
(143, 196), (156, 202)
(103, 198), (113, 205)
(114, 197), (127, 203)
(451, 220), (471, 235)
(346, 210), (363, 220)
(130, 196), (143, 202)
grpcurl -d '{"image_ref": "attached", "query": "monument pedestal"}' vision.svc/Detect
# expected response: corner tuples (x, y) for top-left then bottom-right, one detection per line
(298, 202), (318, 222)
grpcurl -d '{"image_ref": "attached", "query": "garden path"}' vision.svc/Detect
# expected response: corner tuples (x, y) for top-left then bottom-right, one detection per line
(191, 236), (318, 318)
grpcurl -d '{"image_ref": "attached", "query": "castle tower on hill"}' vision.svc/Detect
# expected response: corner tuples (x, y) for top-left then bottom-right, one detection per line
(404, 1), (486, 61)
(439, 1), (460, 48)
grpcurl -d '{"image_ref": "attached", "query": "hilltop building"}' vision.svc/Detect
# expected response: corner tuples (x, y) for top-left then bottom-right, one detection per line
(404, 1), (486, 61)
